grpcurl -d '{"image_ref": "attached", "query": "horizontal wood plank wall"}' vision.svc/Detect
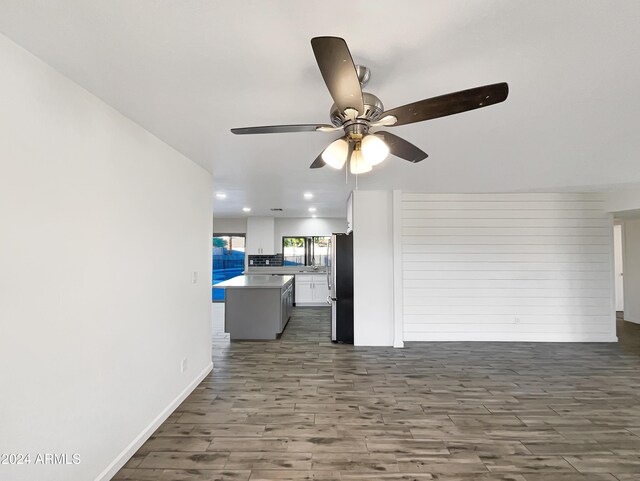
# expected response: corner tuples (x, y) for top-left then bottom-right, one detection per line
(401, 193), (615, 342)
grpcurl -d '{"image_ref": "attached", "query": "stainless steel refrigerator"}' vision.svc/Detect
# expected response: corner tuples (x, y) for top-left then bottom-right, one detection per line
(327, 232), (354, 343)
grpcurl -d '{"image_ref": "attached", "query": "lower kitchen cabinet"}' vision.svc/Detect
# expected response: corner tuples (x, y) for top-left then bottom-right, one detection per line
(214, 275), (293, 340)
(295, 274), (330, 306)
(294, 275), (313, 304)
(280, 281), (293, 333)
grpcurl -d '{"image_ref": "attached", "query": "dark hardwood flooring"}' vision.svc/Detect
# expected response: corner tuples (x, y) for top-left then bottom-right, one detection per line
(115, 308), (640, 481)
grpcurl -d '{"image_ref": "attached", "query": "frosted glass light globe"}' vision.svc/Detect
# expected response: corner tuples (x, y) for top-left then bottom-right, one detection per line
(321, 138), (349, 169)
(350, 150), (373, 174)
(361, 134), (390, 166)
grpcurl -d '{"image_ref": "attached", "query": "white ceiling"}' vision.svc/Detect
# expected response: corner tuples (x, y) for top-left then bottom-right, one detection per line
(1, 1), (640, 218)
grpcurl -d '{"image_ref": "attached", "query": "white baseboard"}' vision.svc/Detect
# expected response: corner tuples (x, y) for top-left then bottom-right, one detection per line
(404, 334), (619, 343)
(95, 361), (213, 481)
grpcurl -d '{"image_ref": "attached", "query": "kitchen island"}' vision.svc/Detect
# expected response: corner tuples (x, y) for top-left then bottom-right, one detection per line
(213, 275), (294, 340)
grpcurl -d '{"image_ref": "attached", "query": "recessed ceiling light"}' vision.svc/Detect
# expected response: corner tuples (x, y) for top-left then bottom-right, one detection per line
(303, 192), (313, 200)
(308, 207), (317, 212)
(216, 192), (227, 199)
(242, 207), (251, 212)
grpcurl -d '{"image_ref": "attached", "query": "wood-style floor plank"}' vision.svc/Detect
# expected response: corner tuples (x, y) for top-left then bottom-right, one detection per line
(114, 308), (640, 480)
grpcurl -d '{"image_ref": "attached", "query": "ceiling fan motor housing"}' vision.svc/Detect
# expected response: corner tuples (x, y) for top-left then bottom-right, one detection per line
(330, 91), (384, 126)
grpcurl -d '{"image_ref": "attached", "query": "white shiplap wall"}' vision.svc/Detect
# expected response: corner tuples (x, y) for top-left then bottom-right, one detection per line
(401, 193), (615, 342)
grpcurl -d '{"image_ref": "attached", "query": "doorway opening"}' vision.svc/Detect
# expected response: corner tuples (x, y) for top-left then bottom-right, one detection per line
(613, 214), (640, 327)
(212, 234), (245, 302)
(614, 223), (624, 316)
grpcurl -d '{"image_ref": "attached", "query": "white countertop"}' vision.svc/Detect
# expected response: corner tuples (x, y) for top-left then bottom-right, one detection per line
(213, 275), (294, 289)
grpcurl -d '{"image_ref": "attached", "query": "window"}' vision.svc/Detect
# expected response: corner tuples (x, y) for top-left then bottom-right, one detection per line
(212, 234), (245, 301)
(312, 236), (330, 267)
(282, 236), (331, 267)
(283, 237), (306, 266)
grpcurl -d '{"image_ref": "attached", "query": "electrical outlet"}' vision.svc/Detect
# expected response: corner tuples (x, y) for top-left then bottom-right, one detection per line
(265, 259), (270, 265)
(181, 358), (188, 373)
(515, 316), (520, 324)
(250, 259), (254, 265)
(191, 271), (198, 284)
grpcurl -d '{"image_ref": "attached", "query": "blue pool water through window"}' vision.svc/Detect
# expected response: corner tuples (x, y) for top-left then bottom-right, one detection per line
(212, 235), (245, 301)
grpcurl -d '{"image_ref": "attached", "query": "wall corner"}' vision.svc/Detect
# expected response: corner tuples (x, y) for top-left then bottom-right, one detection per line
(392, 189), (404, 348)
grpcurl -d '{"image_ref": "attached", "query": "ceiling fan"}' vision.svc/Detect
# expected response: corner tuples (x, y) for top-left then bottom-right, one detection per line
(231, 36), (509, 174)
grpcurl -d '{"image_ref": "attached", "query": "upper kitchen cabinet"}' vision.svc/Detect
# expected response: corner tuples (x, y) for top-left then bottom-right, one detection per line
(246, 217), (275, 255)
(346, 192), (353, 234)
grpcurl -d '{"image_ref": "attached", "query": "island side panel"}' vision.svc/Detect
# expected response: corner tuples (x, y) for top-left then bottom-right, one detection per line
(225, 287), (281, 340)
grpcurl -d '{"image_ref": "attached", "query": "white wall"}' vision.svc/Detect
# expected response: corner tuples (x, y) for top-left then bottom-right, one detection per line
(622, 219), (640, 324)
(400, 193), (615, 342)
(605, 186), (640, 213)
(273, 217), (346, 253)
(211, 217), (346, 252)
(213, 217), (247, 234)
(352, 191), (395, 346)
(0, 35), (213, 481)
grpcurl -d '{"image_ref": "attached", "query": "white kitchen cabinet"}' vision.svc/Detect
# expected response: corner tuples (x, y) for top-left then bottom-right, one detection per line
(312, 274), (330, 304)
(294, 275), (314, 304)
(246, 217), (275, 255)
(295, 273), (330, 306)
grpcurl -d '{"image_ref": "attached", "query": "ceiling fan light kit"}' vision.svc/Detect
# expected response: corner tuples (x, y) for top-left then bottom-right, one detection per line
(350, 149), (373, 174)
(231, 36), (509, 177)
(321, 138), (349, 169)
(360, 134), (390, 166)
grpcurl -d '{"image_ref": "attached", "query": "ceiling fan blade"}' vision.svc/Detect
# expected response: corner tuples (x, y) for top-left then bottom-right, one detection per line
(310, 152), (325, 169)
(231, 124), (336, 135)
(377, 132), (428, 163)
(311, 37), (364, 115)
(381, 82), (509, 127)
